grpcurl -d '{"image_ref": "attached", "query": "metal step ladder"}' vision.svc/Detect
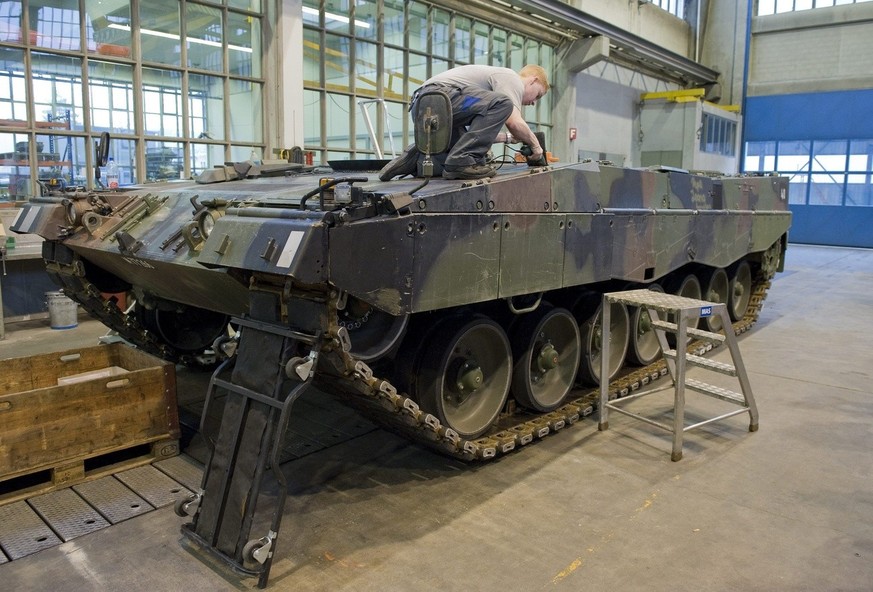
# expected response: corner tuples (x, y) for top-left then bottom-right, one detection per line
(598, 288), (758, 461)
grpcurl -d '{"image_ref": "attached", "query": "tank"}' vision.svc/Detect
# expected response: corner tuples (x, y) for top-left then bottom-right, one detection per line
(13, 157), (791, 457)
(13, 154), (791, 582)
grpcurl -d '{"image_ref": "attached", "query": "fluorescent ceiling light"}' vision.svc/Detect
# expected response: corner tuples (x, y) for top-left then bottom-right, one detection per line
(107, 24), (253, 53)
(302, 6), (371, 29)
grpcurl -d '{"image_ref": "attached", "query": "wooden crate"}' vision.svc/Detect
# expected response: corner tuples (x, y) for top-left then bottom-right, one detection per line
(0, 343), (179, 503)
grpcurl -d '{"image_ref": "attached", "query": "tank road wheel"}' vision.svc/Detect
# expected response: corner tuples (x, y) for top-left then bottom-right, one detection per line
(137, 304), (230, 354)
(701, 267), (729, 332)
(627, 284), (664, 366)
(416, 316), (512, 439)
(575, 296), (630, 386)
(728, 261), (752, 321)
(338, 297), (409, 362)
(509, 305), (581, 412)
(670, 272), (702, 301)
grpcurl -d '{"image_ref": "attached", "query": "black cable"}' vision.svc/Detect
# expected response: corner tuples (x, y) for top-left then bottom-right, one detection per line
(408, 177), (430, 194)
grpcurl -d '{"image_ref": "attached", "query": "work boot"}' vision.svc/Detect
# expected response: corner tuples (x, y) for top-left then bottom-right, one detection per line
(378, 145), (419, 181)
(442, 163), (496, 180)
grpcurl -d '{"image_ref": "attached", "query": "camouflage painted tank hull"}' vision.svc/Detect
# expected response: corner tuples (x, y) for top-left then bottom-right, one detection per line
(13, 160), (790, 579)
(13, 160), (791, 450)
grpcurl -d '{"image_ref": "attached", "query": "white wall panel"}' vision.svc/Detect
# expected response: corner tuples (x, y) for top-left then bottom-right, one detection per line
(749, 4), (873, 95)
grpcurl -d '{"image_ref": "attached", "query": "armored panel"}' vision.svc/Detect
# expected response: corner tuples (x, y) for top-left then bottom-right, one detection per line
(721, 177), (757, 210)
(605, 211), (702, 282)
(721, 176), (788, 211)
(75, 246), (250, 315)
(651, 212), (696, 277)
(417, 182), (492, 213)
(609, 213), (658, 282)
(489, 170), (554, 212)
(551, 164), (601, 212)
(751, 211), (794, 251)
(694, 211), (753, 268)
(667, 170), (717, 210)
(599, 166), (660, 209)
(411, 213), (500, 312)
(741, 175), (789, 210)
(562, 213), (614, 287)
(498, 213), (566, 297)
(329, 216), (414, 315)
(200, 214), (328, 283)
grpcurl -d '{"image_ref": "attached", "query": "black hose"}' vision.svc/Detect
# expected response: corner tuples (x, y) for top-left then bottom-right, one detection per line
(408, 177), (430, 194)
(299, 176), (368, 209)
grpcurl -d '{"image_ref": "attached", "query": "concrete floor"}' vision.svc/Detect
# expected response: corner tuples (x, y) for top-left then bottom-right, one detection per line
(1, 243), (872, 591)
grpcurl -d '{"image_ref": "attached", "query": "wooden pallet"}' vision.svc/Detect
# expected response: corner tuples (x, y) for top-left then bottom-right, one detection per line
(0, 437), (179, 506)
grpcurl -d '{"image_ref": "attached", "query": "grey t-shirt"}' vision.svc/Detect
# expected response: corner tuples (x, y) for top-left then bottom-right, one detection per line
(424, 65), (524, 110)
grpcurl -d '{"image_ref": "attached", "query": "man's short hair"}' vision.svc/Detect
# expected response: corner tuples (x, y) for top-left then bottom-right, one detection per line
(519, 64), (550, 92)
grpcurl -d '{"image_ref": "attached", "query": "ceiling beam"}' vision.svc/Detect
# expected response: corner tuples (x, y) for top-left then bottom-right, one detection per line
(503, 0), (719, 86)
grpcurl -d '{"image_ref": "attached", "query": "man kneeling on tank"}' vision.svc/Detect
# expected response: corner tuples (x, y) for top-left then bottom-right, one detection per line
(379, 64), (550, 181)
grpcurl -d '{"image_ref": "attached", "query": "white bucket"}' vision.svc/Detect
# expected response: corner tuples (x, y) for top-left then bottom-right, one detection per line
(46, 291), (79, 330)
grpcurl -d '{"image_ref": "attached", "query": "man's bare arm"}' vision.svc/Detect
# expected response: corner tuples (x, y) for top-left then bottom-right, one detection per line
(503, 107), (544, 161)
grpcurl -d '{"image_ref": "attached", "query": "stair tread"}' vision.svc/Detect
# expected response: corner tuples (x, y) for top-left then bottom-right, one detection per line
(663, 350), (737, 375)
(651, 319), (726, 342)
(605, 289), (722, 312)
(685, 378), (746, 404)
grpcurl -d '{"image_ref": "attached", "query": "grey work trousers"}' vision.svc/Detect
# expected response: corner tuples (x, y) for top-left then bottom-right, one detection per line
(413, 84), (513, 169)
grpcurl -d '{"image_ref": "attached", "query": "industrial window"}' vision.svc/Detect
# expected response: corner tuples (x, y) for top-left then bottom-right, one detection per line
(757, 0), (873, 16)
(700, 113), (737, 156)
(0, 0), (264, 202)
(302, 0), (555, 163)
(648, 0), (685, 19)
(744, 139), (873, 206)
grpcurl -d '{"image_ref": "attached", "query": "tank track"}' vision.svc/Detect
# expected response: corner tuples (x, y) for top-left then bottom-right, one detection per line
(44, 258), (197, 365)
(320, 272), (772, 462)
(45, 252), (770, 463)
